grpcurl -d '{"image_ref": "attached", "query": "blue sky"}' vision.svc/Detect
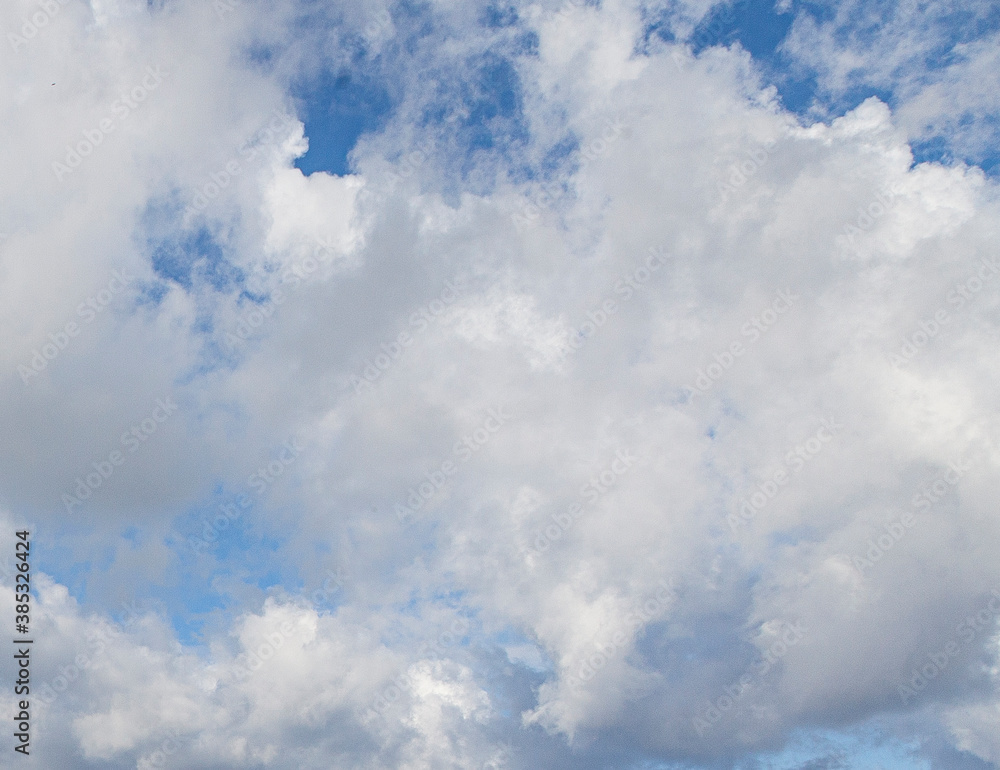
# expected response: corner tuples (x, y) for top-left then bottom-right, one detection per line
(3, 0), (1000, 768)
(289, 0), (1000, 213)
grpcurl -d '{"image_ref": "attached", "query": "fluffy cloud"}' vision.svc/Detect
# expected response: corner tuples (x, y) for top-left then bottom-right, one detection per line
(779, 0), (1000, 166)
(2, 0), (1000, 768)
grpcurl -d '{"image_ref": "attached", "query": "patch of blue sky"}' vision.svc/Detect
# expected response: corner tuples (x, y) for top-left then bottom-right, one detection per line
(172, 489), (286, 563)
(293, 67), (394, 177)
(145, 580), (230, 648)
(140, 193), (247, 293)
(637, 4), (676, 51)
(176, 340), (242, 384)
(36, 518), (233, 648)
(662, 1), (1000, 174)
(735, 726), (931, 769)
(153, 559), (290, 648)
(636, 587), (759, 671)
(148, 227), (243, 292)
(691, 0), (796, 60)
(35, 546), (92, 605)
(537, 136), (578, 178)
(392, 588), (470, 622)
(291, 3), (555, 200)
(489, 627), (552, 674)
(429, 585), (470, 606)
(482, 3), (520, 28)
(670, 0), (828, 117)
(279, 569), (345, 613)
(244, 42), (276, 69)
(421, 52), (532, 194)
(633, 622), (724, 680)
(133, 278), (170, 308)
(173, 483), (296, 544)
(121, 524), (141, 544)
(461, 55), (527, 147)
(918, 115), (1000, 176)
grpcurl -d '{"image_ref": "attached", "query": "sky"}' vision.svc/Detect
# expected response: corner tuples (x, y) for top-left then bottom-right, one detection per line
(2, 0), (1000, 767)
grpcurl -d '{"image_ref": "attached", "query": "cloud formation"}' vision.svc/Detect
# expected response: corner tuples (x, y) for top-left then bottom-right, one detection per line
(2, 0), (1000, 767)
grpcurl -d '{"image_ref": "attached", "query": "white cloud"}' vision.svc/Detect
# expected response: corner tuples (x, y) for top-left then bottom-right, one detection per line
(779, 0), (1000, 165)
(4, 0), (1000, 767)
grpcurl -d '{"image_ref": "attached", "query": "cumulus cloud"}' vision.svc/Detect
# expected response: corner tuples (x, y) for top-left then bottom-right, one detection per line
(2, 0), (1000, 768)
(778, 0), (1000, 167)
